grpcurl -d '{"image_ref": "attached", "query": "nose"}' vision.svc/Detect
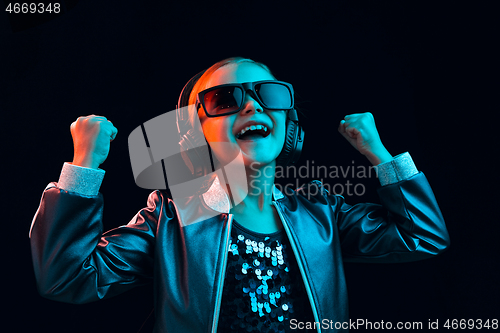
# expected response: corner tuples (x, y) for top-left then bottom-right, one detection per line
(240, 92), (264, 115)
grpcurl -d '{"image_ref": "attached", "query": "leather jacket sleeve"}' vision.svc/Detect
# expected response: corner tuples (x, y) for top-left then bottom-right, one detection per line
(30, 183), (166, 304)
(333, 172), (450, 263)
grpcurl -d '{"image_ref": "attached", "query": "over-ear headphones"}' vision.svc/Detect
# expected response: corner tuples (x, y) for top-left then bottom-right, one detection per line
(175, 70), (305, 171)
(176, 70), (213, 179)
(276, 107), (305, 167)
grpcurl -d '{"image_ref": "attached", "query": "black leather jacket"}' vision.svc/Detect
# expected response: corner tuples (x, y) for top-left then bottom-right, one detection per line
(30, 172), (450, 332)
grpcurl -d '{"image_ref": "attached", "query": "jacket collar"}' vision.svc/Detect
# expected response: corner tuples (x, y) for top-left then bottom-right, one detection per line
(202, 176), (284, 214)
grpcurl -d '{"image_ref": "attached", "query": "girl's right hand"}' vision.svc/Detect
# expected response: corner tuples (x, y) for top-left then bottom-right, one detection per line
(70, 115), (118, 169)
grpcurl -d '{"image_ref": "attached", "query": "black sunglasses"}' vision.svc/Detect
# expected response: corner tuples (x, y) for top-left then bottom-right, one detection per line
(196, 80), (294, 117)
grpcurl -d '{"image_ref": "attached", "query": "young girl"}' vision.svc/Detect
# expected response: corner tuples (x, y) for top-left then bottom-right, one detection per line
(30, 57), (450, 333)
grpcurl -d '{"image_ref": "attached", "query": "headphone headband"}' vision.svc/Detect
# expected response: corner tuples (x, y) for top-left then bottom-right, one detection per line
(177, 70), (206, 110)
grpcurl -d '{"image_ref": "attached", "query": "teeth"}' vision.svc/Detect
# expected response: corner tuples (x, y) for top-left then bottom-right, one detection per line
(237, 124), (268, 138)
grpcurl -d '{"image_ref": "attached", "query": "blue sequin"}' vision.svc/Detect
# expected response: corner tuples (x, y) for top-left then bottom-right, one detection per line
(216, 221), (315, 333)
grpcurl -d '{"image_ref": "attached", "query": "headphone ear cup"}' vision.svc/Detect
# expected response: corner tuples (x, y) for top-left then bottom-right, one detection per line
(276, 118), (297, 166)
(290, 125), (304, 165)
(179, 128), (216, 195)
(276, 109), (304, 166)
(176, 70), (210, 174)
(179, 128), (214, 175)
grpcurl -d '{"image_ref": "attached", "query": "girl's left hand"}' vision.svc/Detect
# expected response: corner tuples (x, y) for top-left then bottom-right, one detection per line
(338, 112), (393, 165)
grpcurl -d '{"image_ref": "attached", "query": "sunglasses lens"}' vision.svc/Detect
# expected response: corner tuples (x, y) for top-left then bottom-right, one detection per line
(256, 83), (293, 109)
(203, 86), (243, 115)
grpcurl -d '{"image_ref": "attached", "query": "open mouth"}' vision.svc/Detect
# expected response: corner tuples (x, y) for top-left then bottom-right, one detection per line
(235, 124), (271, 140)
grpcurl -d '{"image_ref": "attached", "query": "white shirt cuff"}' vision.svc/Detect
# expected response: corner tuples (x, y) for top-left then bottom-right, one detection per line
(57, 162), (105, 196)
(374, 152), (418, 186)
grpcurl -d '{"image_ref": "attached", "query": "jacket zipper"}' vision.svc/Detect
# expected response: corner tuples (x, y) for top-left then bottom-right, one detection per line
(210, 214), (233, 333)
(272, 201), (322, 333)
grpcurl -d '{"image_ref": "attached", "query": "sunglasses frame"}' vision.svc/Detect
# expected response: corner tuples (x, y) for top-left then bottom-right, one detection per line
(196, 80), (295, 118)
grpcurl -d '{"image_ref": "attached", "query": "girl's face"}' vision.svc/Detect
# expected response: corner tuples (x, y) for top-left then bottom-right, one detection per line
(197, 62), (287, 168)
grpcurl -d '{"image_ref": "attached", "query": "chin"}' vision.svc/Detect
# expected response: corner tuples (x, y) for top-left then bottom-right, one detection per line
(212, 140), (281, 169)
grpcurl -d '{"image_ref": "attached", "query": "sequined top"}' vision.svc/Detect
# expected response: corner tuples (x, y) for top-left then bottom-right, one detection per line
(217, 220), (316, 333)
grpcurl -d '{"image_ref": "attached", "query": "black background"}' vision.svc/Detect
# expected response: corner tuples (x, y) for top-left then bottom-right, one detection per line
(1, 1), (497, 332)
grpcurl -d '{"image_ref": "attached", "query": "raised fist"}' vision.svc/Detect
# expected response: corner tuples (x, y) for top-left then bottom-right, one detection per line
(70, 115), (118, 169)
(338, 112), (392, 165)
